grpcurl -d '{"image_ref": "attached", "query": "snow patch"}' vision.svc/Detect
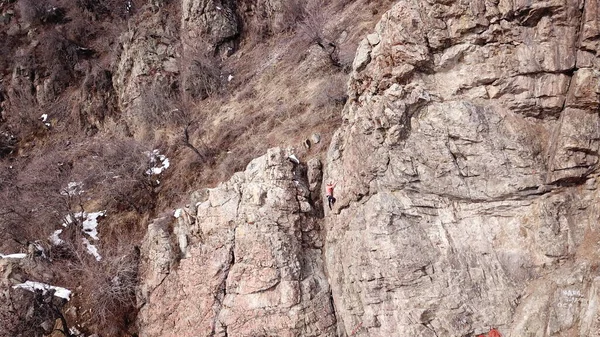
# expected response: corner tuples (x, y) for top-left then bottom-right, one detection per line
(0, 253), (27, 259)
(32, 242), (47, 258)
(62, 211), (105, 236)
(60, 181), (84, 197)
(13, 281), (72, 300)
(228, 74), (234, 82)
(146, 150), (170, 175)
(174, 208), (183, 218)
(70, 327), (83, 336)
(288, 154), (300, 164)
(81, 211), (105, 240)
(50, 229), (64, 245)
(55, 211), (105, 260)
(40, 114), (48, 122)
(82, 238), (102, 261)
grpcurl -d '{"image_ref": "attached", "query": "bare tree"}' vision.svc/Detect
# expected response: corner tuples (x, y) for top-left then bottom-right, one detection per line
(0, 147), (75, 248)
(297, 0), (348, 69)
(139, 81), (214, 162)
(55, 237), (139, 334)
(179, 44), (223, 100)
(171, 107), (214, 162)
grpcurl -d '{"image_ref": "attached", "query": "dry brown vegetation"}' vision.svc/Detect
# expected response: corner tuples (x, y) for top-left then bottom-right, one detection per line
(0, 0), (394, 335)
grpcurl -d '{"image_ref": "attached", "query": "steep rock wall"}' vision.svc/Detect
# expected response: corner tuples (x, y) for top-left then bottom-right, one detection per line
(325, 0), (600, 336)
(138, 148), (336, 337)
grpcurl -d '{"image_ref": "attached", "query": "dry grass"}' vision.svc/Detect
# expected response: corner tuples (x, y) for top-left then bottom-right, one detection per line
(147, 0), (393, 209)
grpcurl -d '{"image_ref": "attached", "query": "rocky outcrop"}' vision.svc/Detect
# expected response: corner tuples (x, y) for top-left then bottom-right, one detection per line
(325, 0), (600, 336)
(137, 148), (336, 337)
(112, 0), (295, 130)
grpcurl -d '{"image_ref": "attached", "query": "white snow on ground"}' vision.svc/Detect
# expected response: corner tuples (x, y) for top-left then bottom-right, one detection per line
(69, 327), (82, 336)
(53, 211), (105, 260)
(81, 211), (105, 240)
(0, 253), (27, 259)
(174, 208), (183, 218)
(228, 74), (234, 82)
(288, 154), (300, 164)
(40, 114), (48, 122)
(13, 281), (72, 300)
(62, 211), (105, 238)
(146, 150), (170, 175)
(60, 181), (84, 196)
(32, 242), (47, 258)
(50, 229), (64, 245)
(82, 238), (102, 261)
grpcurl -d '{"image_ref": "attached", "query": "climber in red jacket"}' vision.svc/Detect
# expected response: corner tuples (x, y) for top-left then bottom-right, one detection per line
(488, 328), (502, 337)
(326, 181), (336, 210)
(476, 327), (501, 337)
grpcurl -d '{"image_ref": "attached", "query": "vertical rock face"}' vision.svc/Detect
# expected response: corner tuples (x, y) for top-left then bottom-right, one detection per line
(325, 0), (600, 336)
(138, 148), (336, 337)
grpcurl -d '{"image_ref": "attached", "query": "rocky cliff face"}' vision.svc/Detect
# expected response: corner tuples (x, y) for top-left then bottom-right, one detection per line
(138, 0), (600, 336)
(138, 148), (336, 337)
(326, 0), (600, 336)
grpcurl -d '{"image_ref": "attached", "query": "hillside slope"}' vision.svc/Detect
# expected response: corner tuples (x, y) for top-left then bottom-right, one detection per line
(0, 0), (392, 336)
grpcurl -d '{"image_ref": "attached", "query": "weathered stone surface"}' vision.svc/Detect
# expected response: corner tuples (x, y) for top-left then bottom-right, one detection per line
(181, 0), (239, 54)
(113, 12), (180, 127)
(325, 0), (600, 336)
(138, 148), (335, 337)
(136, 1), (600, 336)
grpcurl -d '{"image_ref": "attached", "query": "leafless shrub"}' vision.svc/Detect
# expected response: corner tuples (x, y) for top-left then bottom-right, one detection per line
(279, 0), (306, 32)
(71, 137), (158, 214)
(0, 148), (76, 247)
(172, 107), (216, 162)
(35, 31), (81, 95)
(0, 33), (21, 75)
(296, 0), (348, 69)
(139, 80), (215, 162)
(297, 0), (327, 46)
(63, 242), (139, 333)
(2, 78), (45, 137)
(180, 46), (223, 100)
(0, 136), (156, 248)
(18, 0), (66, 26)
(138, 80), (178, 128)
